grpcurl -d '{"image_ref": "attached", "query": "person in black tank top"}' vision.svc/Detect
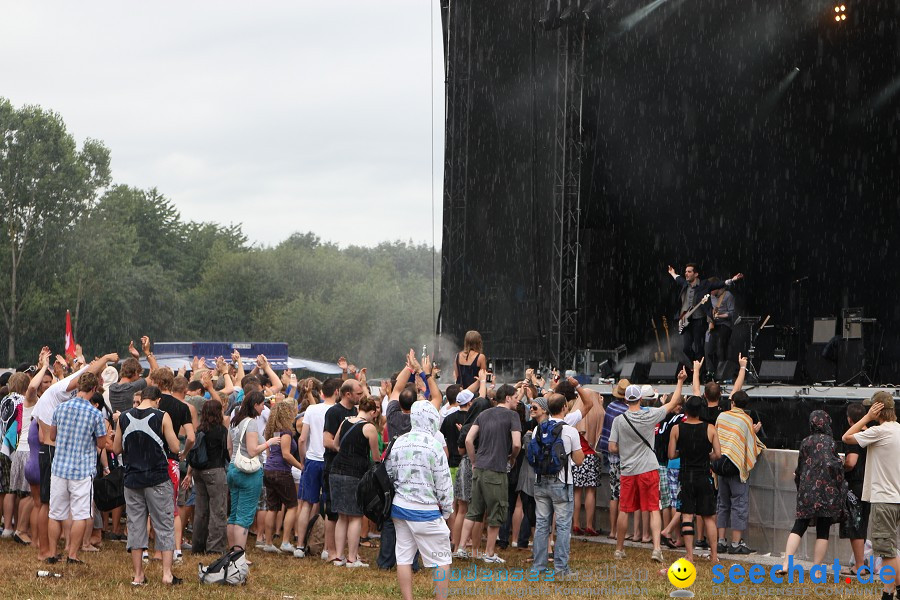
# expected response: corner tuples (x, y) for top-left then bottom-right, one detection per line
(668, 396), (721, 564)
(113, 386), (182, 586)
(455, 330), (487, 388)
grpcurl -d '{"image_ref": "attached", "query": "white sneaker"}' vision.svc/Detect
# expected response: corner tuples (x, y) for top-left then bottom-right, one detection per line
(614, 549), (626, 560)
(346, 559), (369, 568)
(141, 551), (150, 563)
(293, 548), (306, 558)
(262, 544), (280, 554)
(332, 557), (346, 567)
(0, 529), (13, 539)
(173, 551), (183, 564)
(651, 548), (664, 563)
(321, 550), (329, 561)
(255, 539), (266, 549)
(511, 542), (518, 548)
(280, 542), (296, 553)
(452, 549), (470, 559)
(481, 554), (506, 564)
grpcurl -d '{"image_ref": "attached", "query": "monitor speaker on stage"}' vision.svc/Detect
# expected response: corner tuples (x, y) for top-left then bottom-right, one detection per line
(759, 360), (799, 383)
(648, 362), (679, 383)
(618, 362), (647, 382)
(716, 360), (738, 382)
(806, 343), (836, 383)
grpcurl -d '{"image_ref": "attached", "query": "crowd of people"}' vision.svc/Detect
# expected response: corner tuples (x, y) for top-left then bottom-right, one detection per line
(0, 329), (898, 599)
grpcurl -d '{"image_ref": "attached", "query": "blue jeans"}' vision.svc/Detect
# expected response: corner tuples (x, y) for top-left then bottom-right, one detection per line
(532, 480), (574, 574)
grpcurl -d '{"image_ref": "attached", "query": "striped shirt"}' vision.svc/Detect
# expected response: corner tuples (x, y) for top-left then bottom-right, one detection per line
(715, 407), (764, 482)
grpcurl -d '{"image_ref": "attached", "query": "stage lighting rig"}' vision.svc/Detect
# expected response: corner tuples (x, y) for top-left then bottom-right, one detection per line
(583, 0), (603, 21)
(560, 0), (581, 24)
(833, 4), (847, 22)
(540, 0), (562, 30)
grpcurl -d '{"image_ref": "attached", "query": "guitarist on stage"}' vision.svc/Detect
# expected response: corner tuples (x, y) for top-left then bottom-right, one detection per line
(667, 263), (743, 366)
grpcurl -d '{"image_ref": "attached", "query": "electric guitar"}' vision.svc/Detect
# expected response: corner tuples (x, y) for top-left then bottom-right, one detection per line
(662, 316), (672, 360)
(651, 318), (665, 361)
(678, 294), (710, 334)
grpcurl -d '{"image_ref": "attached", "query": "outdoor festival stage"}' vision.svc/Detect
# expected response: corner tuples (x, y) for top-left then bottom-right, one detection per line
(585, 383), (898, 450)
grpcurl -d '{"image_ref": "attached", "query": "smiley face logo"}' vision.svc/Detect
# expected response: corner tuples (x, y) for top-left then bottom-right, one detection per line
(668, 558), (697, 589)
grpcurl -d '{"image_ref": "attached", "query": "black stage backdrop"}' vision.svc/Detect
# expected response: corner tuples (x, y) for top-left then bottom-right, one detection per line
(440, 0), (900, 379)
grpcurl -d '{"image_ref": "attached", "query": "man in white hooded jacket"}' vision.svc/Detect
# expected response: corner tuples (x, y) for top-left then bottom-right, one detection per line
(386, 400), (454, 600)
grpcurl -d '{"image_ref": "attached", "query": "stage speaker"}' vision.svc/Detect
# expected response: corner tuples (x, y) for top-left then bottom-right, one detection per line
(758, 360), (799, 383)
(805, 343), (836, 383)
(648, 362), (679, 382)
(812, 318), (836, 344)
(618, 362), (648, 383)
(716, 360), (738, 382)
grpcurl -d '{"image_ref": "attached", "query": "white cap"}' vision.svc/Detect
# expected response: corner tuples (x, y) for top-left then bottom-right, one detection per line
(625, 384), (643, 402)
(456, 390), (474, 406)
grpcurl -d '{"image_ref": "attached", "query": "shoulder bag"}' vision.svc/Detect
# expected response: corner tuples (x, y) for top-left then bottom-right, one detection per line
(232, 418), (261, 474)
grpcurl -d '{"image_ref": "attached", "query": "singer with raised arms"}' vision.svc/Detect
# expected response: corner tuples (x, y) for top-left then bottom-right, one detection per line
(667, 264), (744, 367)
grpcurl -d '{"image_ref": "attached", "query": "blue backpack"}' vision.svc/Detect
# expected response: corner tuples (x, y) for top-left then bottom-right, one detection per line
(526, 420), (568, 483)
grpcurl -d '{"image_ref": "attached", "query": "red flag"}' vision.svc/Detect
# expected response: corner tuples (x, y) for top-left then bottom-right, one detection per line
(64, 310), (76, 357)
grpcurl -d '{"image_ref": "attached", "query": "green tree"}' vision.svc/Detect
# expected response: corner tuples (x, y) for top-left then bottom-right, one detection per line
(0, 99), (110, 362)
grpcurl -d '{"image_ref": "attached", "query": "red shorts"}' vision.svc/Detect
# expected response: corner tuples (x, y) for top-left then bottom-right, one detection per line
(167, 459), (180, 518)
(620, 469), (660, 513)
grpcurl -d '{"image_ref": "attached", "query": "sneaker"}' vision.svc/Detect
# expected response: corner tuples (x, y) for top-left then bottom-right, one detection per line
(511, 542), (518, 548)
(141, 551), (149, 563)
(614, 549), (626, 560)
(280, 542), (296, 553)
(717, 541), (728, 554)
(255, 539), (266, 549)
(293, 547), (306, 558)
(332, 557), (346, 567)
(695, 539), (709, 550)
(321, 550), (329, 561)
(173, 551), (183, 564)
(730, 540), (755, 555)
(481, 554), (506, 564)
(452, 549), (470, 559)
(0, 529), (13, 539)
(651, 549), (664, 563)
(262, 544), (280, 554)
(346, 559), (369, 568)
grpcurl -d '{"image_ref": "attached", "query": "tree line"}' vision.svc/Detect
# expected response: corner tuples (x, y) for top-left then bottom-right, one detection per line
(0, 98), (437, 375)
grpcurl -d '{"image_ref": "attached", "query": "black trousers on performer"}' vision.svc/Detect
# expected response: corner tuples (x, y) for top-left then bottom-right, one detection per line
(682, 318), (706, 363)
(706, 324), (732, 377)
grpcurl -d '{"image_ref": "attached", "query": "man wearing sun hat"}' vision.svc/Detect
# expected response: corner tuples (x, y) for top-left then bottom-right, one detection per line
(842, 391), (900, 600)
(609, 384), (684, 563)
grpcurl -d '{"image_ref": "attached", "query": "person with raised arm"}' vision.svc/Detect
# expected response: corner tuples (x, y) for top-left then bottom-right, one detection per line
(667, 263), (743, 364)
(108, 337), (159, 415)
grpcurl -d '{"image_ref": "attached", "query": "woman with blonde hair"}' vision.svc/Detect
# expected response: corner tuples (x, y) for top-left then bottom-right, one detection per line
(261, 401), (303, 553)
(454, 330), (488, 388)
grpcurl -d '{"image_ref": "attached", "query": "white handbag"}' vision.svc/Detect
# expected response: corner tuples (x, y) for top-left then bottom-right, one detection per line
(232, 418), (261, 474)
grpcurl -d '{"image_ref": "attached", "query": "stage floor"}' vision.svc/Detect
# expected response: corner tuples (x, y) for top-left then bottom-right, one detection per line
(585, 382), (897, 401)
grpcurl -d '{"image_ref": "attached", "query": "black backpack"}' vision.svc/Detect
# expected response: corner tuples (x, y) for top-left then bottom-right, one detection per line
(187, 431), (208, 470)
(356, 438), (397, 529)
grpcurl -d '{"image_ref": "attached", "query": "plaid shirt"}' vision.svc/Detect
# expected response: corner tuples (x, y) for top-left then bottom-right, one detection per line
(51, 396), (106, 480)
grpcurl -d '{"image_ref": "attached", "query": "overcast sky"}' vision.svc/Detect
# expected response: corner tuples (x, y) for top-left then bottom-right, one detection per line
(1, 1), (445, 248)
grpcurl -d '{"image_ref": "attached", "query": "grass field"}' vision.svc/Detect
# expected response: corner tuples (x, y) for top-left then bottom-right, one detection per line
(2, 537), (886, 599)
